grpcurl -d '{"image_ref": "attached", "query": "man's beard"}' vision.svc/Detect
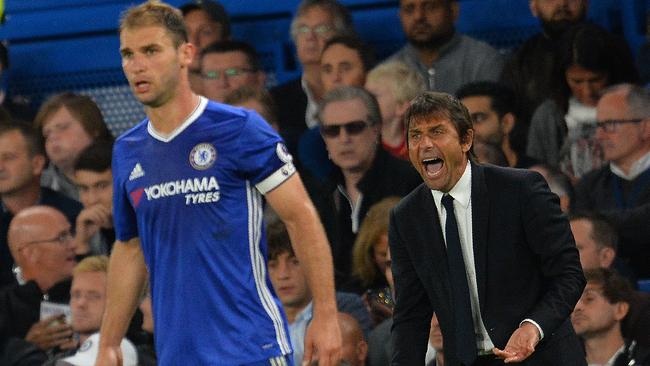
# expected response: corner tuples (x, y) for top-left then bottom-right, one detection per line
(407, 27), (455, 51)
(542, 19), (581, 39)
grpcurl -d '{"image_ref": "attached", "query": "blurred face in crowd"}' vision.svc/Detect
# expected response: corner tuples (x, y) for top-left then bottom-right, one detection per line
(201, 50), (264, 102)
(530, 0), (587, 28)
(184, 9), (224, 65)
(408, 115), (472, 192)
(460, 95), (513, 146)
(10, 208), (77, 284)
(268, 251), (311, 310)
(595, 90), (650, 170)
(295, 6), (337, 66)
(365, 80), (408, 126)
(565, 65), (608, 107)
(42, 107), (94, 172)
(338, 313), (368, 366)
(373, 233), (389, 275)
(571, 282), (627, 338)
(76, 169), (114, 228)
(399, 0), (458, 49)
(320, 43), (366, 93)
(0, 130), (45, 195)
(570, 219), (614, 270)
(120, 25), (194, 108)
(70, 271), (107, 335)
(320, 98), (379, 175)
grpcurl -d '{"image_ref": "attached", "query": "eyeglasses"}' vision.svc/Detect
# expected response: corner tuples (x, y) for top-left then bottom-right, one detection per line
(202, 67), (254, 80)
(18, 230), (74, 250)
(294, 24), (334, 38)
(320, 120), (369, 138)
(595, 118), (645, 133)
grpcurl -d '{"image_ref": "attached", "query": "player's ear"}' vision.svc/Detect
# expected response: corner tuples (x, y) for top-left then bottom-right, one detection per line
(179, 42), (196, 68)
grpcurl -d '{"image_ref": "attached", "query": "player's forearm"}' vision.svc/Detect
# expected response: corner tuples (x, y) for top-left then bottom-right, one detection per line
(286, 204), (337, 316)
(99, 238), (147, 348)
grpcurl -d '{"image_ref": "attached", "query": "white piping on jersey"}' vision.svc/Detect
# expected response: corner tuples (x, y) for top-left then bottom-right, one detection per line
(147, 96), (208, 142)
(247, 181), (292, 355)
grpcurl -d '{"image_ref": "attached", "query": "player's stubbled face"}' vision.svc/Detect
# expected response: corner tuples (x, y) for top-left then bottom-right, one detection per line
(407, 116), (472, 192)
(120, 26), (186, 108)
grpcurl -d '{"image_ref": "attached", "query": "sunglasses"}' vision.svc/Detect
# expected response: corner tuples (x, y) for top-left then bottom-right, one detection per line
(320, 120), (369, 138)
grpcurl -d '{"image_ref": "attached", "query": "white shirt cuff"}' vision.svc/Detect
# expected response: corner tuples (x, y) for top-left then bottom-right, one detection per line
(520, 319), (544, 340)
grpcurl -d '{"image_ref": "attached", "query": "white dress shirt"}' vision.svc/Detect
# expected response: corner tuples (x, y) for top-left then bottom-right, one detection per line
(430, 162), (543, 353)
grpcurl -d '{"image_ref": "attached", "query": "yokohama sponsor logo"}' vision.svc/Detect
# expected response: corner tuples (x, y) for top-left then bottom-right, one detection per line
(144, 176), (220, 205)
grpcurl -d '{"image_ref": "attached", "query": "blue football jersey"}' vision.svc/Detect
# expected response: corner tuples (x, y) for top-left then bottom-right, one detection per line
(112, 97), (295, 365)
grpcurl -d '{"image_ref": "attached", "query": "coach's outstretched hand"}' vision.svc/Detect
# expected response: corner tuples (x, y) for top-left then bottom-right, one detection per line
(493, 322), (540, 363)
(302, 311), (342, 366)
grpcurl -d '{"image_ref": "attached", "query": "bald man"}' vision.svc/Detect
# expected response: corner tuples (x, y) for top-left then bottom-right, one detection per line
(1, 206), (77, 351)
(338, 312), (368, 366)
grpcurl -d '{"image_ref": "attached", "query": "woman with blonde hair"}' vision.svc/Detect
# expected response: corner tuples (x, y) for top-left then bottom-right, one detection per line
(351, 196), (401, 325)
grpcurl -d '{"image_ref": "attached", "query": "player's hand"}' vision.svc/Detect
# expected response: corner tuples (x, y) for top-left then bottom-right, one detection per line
(493, 322), (540, 363)
(302, 312), (342, 366)
(96, 346), (123, 366)
(25, 314), (74, 351)
(75, 205), (112, 254)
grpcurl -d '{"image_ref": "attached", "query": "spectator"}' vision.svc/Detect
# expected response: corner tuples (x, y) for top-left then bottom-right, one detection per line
(266, 219), (371, 366)
(389, 0), (504, 93)
(457, 81), (536, 168)
(501, 0), (588, 124)
(572, 268), (650, 365)
(1, 206), (76, 352)
(529, 163), (573, 213)
(365, 61), (426, 160)
(320, 35), (373, 93)
(200, 40), (266, 103)
(350, 197), (399, 324)
(34, 92), (113, 200)
(299, 35), (373, 179)
(472, 140), (508, 167)
(526, 24), (638, 179)
(337, 312), (368, 366)
(573, 84), (650, 278)
(180, 0), (230, 94)
(0, 123), (81, 287)
(271, 0), (355, 159)
(313, 86), (420, 285)
(73, 141), (115, 256)
(224, 86), (279, 131)
(44, 255), (139, 366)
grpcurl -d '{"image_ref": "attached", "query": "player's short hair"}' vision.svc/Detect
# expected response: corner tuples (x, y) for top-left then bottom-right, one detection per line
(119, 0), (188, 48)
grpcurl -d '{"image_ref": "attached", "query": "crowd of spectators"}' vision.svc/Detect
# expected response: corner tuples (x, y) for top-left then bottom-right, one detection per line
(0, 0), (649, 364)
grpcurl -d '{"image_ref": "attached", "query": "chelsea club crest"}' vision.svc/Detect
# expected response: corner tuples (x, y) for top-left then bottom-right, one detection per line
(189, 143), (217, 170)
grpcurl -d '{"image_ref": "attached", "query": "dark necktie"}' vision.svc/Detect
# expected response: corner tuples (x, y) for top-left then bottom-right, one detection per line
(441, 194), (477, 365)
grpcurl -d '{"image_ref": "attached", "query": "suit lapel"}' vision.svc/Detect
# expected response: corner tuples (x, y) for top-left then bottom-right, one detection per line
(471, 162), (489, 312)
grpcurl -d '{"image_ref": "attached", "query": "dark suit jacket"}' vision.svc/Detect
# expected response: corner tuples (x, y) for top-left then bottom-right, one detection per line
(389, 163), (586, 366)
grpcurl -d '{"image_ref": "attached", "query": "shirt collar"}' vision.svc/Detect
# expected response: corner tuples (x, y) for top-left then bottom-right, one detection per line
(431, 161), (472, 208)
(610, 151), (650, 180)
(294, 301), (314, 324)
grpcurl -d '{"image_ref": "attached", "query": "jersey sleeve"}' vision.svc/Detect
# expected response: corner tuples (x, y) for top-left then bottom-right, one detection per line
(112, 142), (139, 241)
(236, 111), (296, 195)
